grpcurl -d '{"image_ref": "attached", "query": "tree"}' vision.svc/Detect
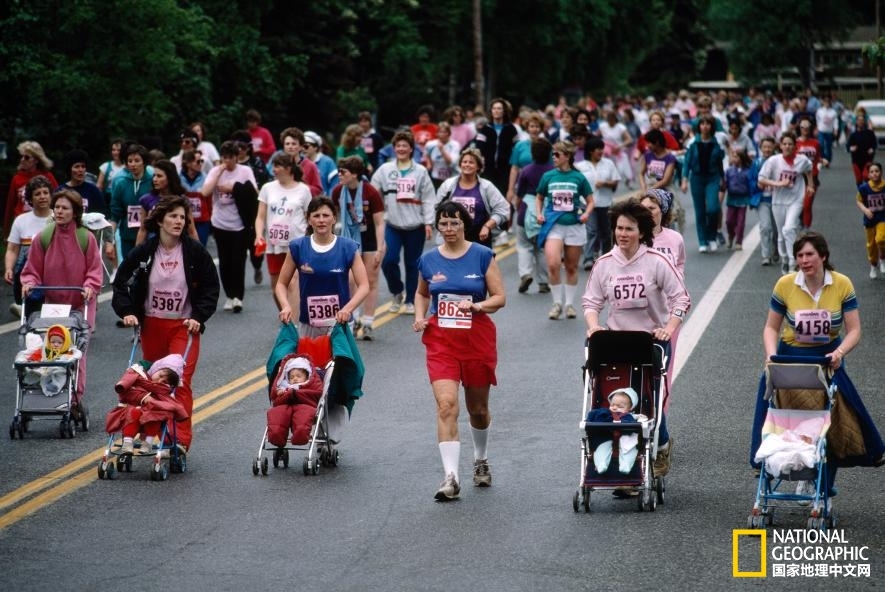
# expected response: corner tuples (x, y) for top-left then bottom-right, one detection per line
(707, 0), (860, 88)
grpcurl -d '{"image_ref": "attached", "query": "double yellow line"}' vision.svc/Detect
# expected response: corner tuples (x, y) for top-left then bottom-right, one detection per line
(0, 239), (516, 529)
(0, 369), (268, 529)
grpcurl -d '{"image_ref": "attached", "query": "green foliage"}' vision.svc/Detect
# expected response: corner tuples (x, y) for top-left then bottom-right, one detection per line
(707, 0), (859, 86)
(862, 36), (885, 68)
(0, 0), (871, 180)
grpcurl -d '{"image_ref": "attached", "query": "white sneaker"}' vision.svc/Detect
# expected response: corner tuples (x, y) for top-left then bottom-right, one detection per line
(698, 245), (708, 253)
(388, 293), (404, 313)
(232, 298), (243, 313)
(879, 260), (885, 274)
(223, 298), (234, 311)
(761, 257), (771, 266)
(707, 241), (718, 253)
(870, 266), (878, 280)
(9, 302), (22, 318)
(434, 473), (461, 501)
(404, 303), (415, 315)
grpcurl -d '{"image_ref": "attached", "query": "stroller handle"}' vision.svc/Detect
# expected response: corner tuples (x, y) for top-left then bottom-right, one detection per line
(769, 355), (831, 366)
(127, 327), (195, 368)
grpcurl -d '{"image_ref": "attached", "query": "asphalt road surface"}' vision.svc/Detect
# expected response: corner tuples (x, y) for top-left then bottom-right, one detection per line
(0, 156), (882, 591)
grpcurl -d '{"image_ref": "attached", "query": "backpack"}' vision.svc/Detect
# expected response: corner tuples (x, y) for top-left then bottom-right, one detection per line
(40, 223), (91, 254)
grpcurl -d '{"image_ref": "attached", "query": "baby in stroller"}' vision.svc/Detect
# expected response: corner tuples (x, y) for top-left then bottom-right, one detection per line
(105, 354), (188, 455)
(585, 388), (648, 474)
(15, 324), (82, 397)
(266, 354), (324, 447)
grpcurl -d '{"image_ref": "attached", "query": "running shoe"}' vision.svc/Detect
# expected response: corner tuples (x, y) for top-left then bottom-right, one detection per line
(254, 267), (263, 285)
(473, 459), (491, 487)
(538, 283), (550, 293)
(761, 257), (771, 266)
(404, 303), (415, 315)
(223, 298), (234, 311)
(120, 439), (134, 454)
(871, 265), (878, 280)
(9, 302), (21, 318)
(548, 303), (562, 320)
(565, 305), (577, 319)
(360, 325), (373, 341)
(388, 293), (404, 313)
(698, 245), (708, 253)
(518, 275), (533, 293)
(734, 244), (743, 251)
(434, 473), (461, 501)
(232, 298), (243, 313)
(879, 260), (885, 274)
(707, 241), (718, 253)
(653, 439), (673, 477)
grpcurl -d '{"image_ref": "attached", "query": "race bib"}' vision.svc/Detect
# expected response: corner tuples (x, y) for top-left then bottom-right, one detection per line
(147, 288), (184, 318)
(127, 205), (142, 229)
(437, 293), (472, 329)
(778, 170), (797, 188)
(647, 159), (666, 180)
(867, 192), (885, 212)
(361, 137), (374, 154)
(611, 274), (647, 309)
(188, 197), (202, 219)
(451, 196), (476, 219)
(552, 190), (575, 212)
(267, 222), (291, 246)
(307, 295), (340, 327)
(396, 177), (416, 202)
(793, 309), (831, 344)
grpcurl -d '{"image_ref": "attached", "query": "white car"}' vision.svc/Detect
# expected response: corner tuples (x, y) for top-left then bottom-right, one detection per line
(855, 100), (885, 145)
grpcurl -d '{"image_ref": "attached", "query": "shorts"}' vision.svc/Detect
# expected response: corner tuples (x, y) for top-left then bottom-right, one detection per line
(546, 223), (587, 246)
(422, 315), (498, 387)
(266, 253), (286, 275)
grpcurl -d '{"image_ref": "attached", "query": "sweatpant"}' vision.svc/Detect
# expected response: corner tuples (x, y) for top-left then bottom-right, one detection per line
(211, 226), (247, 300)
(772, 198), (804, 266)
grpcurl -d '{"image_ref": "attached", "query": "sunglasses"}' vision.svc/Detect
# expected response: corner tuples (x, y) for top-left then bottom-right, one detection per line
(552, 152), (562, 157)
(20, 154), (34, 161)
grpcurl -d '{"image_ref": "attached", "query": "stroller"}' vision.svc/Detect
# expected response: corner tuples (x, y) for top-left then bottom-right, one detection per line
(749, 356), (836, 530)
(96, 331), (190, 482)
(10, 288), (91, 439)
(252, 322), (364, 477)
(574, 331), (667, 513)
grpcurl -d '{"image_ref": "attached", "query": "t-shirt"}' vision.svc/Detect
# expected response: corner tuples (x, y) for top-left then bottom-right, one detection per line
(258, 180), (312, 254)
(642, 151), (677, 184)
(417, 242), (494, 316)
(289, 235), (360, 327)
(536, 168), (593, 225)
(331, 181), (385, 250)
(574, 158), (620, 208)
(856, 180), (885, 227)
(758, 154), (812, 206)
(770, 270), (857, 347)
(424, 139), (461, 181)
(8, 211), (52, 247)
(61, 181), (107, 216)
(207, 164), (257, 231)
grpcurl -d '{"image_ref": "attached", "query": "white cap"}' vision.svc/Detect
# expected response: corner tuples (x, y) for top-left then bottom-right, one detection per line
(304, 131), (322, 147)
(608, 387), (639, 410)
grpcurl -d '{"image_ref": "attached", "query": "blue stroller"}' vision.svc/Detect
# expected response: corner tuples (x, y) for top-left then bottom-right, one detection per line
(749, 356), (836, 530)
(574, 331), (667, 513)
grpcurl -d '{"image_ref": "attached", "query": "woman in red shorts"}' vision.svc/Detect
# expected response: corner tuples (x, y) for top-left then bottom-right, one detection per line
(412, 200), (506, 501)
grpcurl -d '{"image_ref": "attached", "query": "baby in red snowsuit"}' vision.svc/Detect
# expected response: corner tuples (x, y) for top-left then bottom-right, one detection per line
(266, 354), (324, 446)
(104, 354), (189, 455)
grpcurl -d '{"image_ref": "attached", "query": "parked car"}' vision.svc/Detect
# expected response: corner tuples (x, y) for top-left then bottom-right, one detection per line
(855, 100), (885, 146)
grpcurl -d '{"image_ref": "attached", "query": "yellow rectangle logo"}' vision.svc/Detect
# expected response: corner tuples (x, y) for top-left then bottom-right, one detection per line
(733, 529), (767, 577)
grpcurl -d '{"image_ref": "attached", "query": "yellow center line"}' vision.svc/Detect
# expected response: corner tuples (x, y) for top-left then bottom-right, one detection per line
(0, 238), (517, 528)
(0, 377), (267, 527)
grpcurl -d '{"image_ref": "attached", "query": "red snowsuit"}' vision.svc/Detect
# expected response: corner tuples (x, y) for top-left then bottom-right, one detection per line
(266, 355), (324, 446)
(105, 366), (189, 439)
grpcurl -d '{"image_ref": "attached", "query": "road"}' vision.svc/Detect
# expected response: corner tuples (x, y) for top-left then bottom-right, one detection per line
(0, 157), (882, 591)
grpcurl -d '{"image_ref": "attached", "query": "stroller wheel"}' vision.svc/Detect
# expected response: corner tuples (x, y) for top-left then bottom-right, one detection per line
(572, 490), (580, 512)
(655, 477), (665, 505)
(105, 461), (116, 480)
(260, 457), (269, 476)
(282, 448), (289, 468)
(251, 458), (260, 476)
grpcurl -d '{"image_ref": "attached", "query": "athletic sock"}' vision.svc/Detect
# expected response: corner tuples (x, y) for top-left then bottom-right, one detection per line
(549, 284), (562, 305)
(438, 441), (461, 481)
(471, 423), (489, 460)
(564, 283), (577, 307)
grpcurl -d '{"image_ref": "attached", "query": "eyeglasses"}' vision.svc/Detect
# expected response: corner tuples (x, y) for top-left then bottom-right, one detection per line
(437, 221), (463, 229)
